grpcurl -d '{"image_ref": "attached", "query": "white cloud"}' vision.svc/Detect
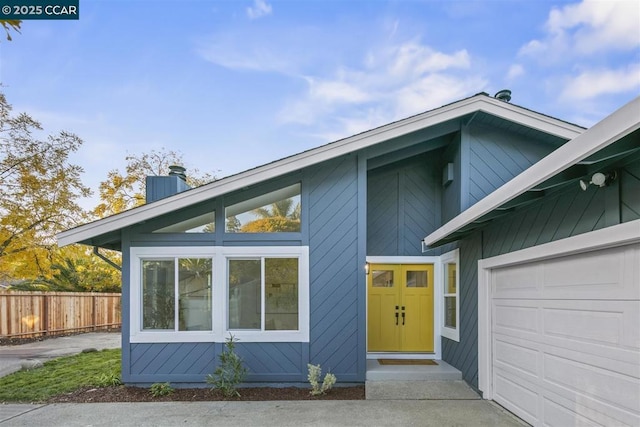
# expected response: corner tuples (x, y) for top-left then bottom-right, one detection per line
(246, 0), (272, 20)
(506, 64), (525, 81)
(278, 40), (485, 141)
(520, 0), (640, 59)
(560, 63), (640, 101)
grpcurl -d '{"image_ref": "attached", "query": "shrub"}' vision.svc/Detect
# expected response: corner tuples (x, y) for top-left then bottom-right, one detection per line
(150, 382), (174, 397)
(206, 334), (247, 398)
(95, 372), (122, 387)
(307, 363), (337, 396)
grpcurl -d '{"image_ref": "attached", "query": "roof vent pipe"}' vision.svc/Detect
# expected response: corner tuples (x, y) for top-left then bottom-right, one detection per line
(494, 89), (512, 102)
(168, 165), (187, 181)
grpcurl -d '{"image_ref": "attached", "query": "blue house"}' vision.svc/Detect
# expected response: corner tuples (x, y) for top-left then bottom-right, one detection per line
(58, 93), (640, 426)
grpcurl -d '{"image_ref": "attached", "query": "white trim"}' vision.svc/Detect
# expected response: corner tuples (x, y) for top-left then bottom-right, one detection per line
(440, 249), (460, 342)
(129, 246), (309, 344)
(58, 95), (583, 247)
(424, 96), (640, 247)
(476, 219), (640, 399)
(365, 255), (442, 360)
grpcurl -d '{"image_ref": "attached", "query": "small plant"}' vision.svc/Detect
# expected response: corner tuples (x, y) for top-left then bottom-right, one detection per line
(206, 334), (248, 398)
(95, 372), (122, 387)
(307, 363), (337, 396)
(149, 382), (174, 397)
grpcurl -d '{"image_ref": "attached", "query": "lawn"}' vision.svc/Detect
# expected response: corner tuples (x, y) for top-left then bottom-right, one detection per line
(0, 348), (121, 402)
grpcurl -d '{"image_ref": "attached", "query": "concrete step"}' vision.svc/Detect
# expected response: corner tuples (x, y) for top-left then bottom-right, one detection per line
(366, 359), (462, 381)
(365, 380), (481, 400)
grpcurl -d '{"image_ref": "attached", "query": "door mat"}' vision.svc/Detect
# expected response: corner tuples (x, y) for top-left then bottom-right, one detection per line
(378, 359), (438, 366)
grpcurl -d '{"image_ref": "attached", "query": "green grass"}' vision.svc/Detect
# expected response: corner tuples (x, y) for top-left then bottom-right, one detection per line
(0, 348), (121, 402)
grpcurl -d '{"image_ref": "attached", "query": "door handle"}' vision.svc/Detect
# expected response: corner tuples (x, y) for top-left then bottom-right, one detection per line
(395, 312), (399, 325)
(401, 312), (405, 325)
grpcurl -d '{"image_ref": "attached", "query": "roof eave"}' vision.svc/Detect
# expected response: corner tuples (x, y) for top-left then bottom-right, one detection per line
(57, 94), (584, 248)
(423, 96), (640, 248)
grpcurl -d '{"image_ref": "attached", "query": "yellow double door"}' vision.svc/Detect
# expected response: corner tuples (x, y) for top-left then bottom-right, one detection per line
(367, 264), (434, 352)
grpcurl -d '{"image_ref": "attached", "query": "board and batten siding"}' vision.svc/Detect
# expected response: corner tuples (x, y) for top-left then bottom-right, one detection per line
(442, 159), (640, 389)
(367, 154), (441, 256)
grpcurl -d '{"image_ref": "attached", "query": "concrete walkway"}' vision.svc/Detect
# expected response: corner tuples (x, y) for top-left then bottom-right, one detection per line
(0, 400), (527, 426)
(0, 333), (527, 426)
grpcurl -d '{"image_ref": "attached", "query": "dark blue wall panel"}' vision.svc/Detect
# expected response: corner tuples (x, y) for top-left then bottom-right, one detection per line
(465, 124), (556, 209)
(306, 155), (362, 382)
(367, 154), (440, 256)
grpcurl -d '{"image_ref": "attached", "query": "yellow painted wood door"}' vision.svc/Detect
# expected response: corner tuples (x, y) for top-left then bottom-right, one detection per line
(367, 264), (434, 352)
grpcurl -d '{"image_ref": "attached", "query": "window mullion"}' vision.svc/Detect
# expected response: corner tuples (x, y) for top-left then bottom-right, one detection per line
(261, 257), (266, 331)
(174, 258), (179, 332)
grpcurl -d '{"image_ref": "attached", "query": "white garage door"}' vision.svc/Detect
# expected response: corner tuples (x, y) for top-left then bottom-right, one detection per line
(490, 243), (640, 426)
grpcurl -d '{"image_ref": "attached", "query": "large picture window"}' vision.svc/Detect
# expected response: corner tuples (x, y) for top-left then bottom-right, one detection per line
(141, 257), (212, 332)
(228, 257), (299, 331)
(130, 246), (309, 343)
(441, 249), (460, 342)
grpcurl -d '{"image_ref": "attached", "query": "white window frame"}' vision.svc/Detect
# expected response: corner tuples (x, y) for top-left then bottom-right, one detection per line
(440, 249), (460, 342)
(130, 246), (309, 344)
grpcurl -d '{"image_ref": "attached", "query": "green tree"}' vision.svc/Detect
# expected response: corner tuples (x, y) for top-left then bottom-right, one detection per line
(0, 92), (90, 283)
(93, 148), (216, 218)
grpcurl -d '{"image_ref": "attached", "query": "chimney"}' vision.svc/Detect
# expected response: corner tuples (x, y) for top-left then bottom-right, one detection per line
(145, 165), (191, 203)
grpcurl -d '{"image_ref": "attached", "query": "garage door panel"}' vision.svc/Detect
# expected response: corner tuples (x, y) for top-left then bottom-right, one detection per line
(494, 301), (538, 336)
(543, 394), (629, 427)
(542, 244), (639, 300)
(494, 373), (539, 426)
(494, 339), (539, 378)
(543, 353), (640, 414)
(493, 264), (540, 299)
(543, 300), (640, 350)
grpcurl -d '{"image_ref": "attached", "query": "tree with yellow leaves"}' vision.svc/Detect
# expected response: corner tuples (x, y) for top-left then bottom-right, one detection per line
(0, 92), (91, 284)
(93, 148), (216, 218)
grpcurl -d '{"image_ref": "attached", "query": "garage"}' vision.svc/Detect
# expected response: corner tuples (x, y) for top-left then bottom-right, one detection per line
(478, 223), (640, 426)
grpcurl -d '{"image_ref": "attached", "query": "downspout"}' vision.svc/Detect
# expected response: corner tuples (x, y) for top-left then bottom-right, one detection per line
(93, 246), (122, 271)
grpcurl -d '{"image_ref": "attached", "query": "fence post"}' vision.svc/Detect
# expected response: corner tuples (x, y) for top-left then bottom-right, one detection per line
(93, 294), (97, 331)
(43, 293), (49, 336)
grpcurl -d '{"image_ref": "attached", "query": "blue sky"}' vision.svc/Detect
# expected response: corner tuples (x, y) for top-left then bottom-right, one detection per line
(1, 0), (639, 210)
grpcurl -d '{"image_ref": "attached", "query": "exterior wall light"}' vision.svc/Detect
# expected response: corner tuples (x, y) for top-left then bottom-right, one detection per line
(579, 171), (617, 191)
(365, 262), (370, 275)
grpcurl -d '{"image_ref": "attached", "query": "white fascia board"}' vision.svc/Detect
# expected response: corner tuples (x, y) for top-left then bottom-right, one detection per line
(423, 96), (640, 248)
(57, 95), (584, 247)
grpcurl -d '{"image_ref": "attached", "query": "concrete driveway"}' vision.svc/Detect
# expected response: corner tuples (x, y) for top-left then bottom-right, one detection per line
(0, 332), (121, 378)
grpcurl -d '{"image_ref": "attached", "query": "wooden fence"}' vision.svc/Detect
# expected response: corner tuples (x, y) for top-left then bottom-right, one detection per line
(0, 291), (121, 339)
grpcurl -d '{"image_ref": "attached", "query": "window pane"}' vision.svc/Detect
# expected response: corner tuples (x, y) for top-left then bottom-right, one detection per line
(225, 184), (301, 233)
(142, 260), (175, 330)
(372, 270), (394, 287)
(228, 259), (261, 329)
(406, 270), (427, 288)
(178, 258), (212, 331)
(444, 296), (456, 328)
(153, 212), (215, 233)
(265, 258), (298, 331)
(445, 263), (457, 294)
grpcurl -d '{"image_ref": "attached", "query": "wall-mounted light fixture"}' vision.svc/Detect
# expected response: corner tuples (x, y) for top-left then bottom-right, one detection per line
(579, 171), (617, 191)
(364, 262), (370, 275)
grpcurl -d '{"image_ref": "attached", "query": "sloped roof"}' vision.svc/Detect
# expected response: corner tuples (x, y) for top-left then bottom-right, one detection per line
(57, 92), (584, 248)
(423, 96), (640, 248)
